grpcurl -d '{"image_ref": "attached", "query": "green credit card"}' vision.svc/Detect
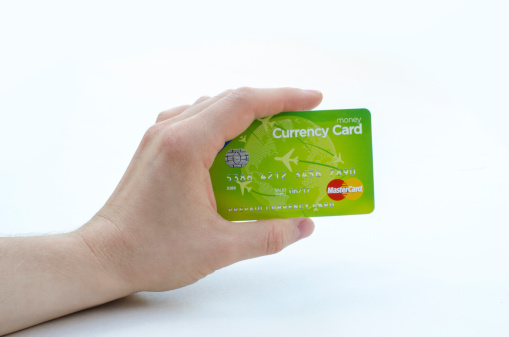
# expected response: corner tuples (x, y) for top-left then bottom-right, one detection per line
(210, 109), (374, 221)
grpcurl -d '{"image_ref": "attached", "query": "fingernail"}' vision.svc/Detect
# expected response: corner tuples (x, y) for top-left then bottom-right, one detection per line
(294, 218), (315, 242)
(305, 89), (322, 95)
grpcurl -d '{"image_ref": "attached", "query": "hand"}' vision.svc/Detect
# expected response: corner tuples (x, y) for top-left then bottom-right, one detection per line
(76, 87), (323, 293)
(0, 87), (322, 335)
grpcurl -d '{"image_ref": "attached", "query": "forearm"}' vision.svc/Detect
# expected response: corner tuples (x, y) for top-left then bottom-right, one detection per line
(0, 227), (133, 335)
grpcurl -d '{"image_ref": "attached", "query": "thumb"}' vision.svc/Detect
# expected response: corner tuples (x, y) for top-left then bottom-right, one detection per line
(231, 218), (315, 261)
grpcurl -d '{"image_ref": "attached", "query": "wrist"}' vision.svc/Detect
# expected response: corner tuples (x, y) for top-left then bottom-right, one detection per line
(73, 215), (140, 296)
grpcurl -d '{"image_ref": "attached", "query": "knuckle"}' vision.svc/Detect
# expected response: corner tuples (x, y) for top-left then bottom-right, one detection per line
(219, 88), (235, 97)
(234, 86), (253, 96)
(265, 224), (286, 255)
(195, 95), (209, 103)
(142, 122), (192, 161)
(156, 105), (191, 123)
(156, 111), (168, 123)
(142, 123), (164, 145)
(225, 87), (254, 105)
(159, 124), (189, 156)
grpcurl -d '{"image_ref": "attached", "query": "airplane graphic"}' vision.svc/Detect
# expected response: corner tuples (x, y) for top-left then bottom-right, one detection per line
(332, 152), (344, 164)
(275, 148), (299, 172)
(239, 135), (247, 143)
(236, 180), (252, 195)
(257, 116), (275, 131)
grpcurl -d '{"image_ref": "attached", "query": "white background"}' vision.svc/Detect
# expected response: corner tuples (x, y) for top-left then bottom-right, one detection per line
(1, 0), (508, 336)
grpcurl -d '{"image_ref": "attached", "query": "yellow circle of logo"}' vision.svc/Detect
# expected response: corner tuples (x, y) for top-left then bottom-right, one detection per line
(343, 178), (364, 200)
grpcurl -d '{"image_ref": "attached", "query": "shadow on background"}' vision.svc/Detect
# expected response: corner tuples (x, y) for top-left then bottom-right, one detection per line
(10, 293), (176, 336)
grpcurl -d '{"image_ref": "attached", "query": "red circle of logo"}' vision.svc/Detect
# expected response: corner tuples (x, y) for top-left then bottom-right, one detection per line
(327, 179), (347, 201)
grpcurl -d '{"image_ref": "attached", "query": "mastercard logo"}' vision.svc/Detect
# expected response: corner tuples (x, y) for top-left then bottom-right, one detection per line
(326, 178), (364, 201)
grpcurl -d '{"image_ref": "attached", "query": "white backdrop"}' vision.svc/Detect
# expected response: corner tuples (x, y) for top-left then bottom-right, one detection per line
(1, 1), (508, 336)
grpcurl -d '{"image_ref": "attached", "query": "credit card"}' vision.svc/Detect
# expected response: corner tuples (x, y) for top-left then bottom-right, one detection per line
(210, 109), (374, 221)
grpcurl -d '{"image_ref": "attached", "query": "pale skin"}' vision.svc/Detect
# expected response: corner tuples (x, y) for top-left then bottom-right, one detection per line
(0, 87), (323, 335)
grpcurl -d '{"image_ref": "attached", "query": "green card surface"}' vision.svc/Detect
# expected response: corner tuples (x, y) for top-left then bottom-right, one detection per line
(210, 109), (374, 221)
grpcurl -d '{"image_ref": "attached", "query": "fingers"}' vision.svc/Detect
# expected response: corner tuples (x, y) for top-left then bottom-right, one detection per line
(166, 96), (210, 122)
(155, 93), (216, 124)
(156, 105), (191, 123)
(228, 217), (315, 261)
(191, 87), (323, 150)
(166, 90), (235, 124)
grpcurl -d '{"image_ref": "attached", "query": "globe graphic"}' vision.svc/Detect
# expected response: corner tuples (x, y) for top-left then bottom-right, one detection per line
(241, 115), (339, 213)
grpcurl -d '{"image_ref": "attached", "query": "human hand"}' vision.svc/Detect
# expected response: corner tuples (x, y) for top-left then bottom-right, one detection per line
(76, 87), (323, 293)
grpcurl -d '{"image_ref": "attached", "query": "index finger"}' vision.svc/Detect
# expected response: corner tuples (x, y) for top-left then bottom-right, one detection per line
(191, 87), (322, 150)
